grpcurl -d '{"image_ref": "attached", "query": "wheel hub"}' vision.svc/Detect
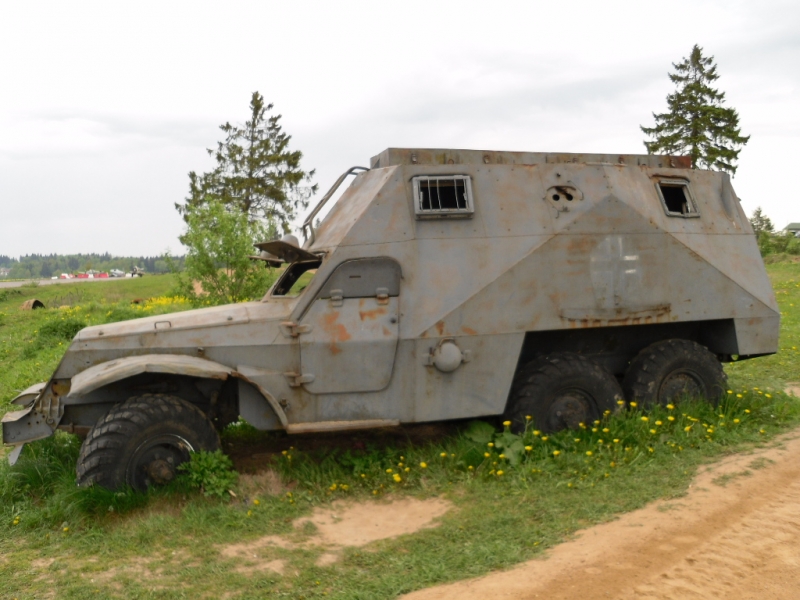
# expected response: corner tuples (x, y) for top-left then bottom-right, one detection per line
(659, 370), (704, 404)
(548, 391), (592, 430)
(127, 434), (194, 490)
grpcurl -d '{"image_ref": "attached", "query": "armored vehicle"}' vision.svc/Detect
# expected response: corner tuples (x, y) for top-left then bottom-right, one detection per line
(2, 148), (779, 490)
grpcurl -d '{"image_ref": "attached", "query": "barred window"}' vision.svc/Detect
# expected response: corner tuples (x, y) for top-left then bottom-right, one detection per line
(412, 175), (474, 218)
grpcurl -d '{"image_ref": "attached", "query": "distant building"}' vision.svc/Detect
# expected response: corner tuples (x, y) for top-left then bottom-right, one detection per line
(0, 267), (10, 277)
(785, 223), (800, 237)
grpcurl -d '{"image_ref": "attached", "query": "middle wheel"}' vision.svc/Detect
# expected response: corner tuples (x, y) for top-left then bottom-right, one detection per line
(506, 353), (623, 433)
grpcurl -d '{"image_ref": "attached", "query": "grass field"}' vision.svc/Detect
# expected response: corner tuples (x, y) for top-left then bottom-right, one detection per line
(1, 267), (800, 600)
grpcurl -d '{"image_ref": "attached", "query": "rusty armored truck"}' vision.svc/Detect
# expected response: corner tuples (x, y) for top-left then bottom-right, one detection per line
(2, 148), (779, 490)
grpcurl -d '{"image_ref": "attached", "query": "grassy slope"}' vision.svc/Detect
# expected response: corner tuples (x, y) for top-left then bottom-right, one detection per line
(0, 266), (799, 600)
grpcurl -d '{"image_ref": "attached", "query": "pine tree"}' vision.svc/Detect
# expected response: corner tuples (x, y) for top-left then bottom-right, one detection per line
(177, 92), (316, 232)
(641, 45), (749, 174)
(749, 206), (774, 236)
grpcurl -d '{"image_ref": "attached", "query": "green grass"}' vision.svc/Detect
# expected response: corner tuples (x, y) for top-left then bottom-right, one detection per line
(1, 265), (800, 599)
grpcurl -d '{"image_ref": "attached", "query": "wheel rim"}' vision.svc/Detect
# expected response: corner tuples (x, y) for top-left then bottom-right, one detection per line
(658, 369), (705, 404)
(546, 389), (595, 431)
(126, 434), (195, 490)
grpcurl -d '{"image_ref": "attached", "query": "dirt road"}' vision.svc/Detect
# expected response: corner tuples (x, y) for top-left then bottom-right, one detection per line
(405, 431), (800, 600)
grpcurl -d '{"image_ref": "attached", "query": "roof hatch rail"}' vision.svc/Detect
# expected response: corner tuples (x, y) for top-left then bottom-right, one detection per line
(302, 166), (369, 246)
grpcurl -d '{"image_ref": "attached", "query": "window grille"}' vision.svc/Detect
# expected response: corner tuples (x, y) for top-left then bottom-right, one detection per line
(412, 175), (474, 218)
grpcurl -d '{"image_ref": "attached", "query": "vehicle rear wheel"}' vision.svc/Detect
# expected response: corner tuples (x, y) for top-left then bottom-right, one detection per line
(505, 353), (623, 434)
(76, 394), (220, 491)
(622, 339), (726, 407)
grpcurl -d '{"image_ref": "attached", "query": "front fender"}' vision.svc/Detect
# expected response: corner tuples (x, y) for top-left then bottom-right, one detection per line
(66, 354), (289, 428)
(67, 354), (233, 398)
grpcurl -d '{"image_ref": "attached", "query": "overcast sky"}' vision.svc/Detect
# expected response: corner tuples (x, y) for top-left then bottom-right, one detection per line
(1, 0), (798, 258)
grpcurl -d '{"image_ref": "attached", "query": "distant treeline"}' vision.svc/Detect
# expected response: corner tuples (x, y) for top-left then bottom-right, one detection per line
(0, 253), (185, 279)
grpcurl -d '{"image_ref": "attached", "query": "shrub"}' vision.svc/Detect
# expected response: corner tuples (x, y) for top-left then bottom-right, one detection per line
(178, 450), (238, 499)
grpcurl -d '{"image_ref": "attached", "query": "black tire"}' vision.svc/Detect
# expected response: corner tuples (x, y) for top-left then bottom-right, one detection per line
(76, 394), (221, 491)
(505, 353), (623, 434)
(622, 339), (726, 407)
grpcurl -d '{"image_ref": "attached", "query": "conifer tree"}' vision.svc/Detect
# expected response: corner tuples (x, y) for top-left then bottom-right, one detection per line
(641, 45), (749, 174)
(177, 92), (316, 233)
(749, 206), (774, 237)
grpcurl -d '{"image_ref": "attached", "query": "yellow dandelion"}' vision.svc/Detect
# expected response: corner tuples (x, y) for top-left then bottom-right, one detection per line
(650, 429), (656, 434)
(393, 474), (402, 483)
(617, 399), (624, 405)
(440, 452), (447, 457)
(630, 401), (638, 407)
(586, 451), (593, 456)
(253, 498), (260, 506)
(727, 390), (733, 394)
(386, 468), (393, 473)
(525, 445), (532, 452)
(404, 467), (410, 473)
(766, 394), (772, 398)
(420, 462), (428, 469)
(613, 438), (620, 443)
(497, 470), (504, 476)
(503, 420), (511, 427)
(552, 450), (561, 457)
(684, 425), (692, 432)
(602, 428), (609, 433)
(655, 420), (662, 426)
(736, 394), (743, 398)
(745, 409), (751, 413)
(668, 416), (675, 421)
(525, 415), (532, 421)
(641, 416), (649, 422)
(734, 418), (740, 424)
(484, 452), (491, 458)
(541, 436), (549, 441)
(667, 404), (675, 409)
(499, 454), (506, 459)
(533, 430), (541, 436)
(487, 443), (494, 448)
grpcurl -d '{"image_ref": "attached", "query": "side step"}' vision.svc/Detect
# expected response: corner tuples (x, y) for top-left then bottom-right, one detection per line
(286, 419), (400, 435)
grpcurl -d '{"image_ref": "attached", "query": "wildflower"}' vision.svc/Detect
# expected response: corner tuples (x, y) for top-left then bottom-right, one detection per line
(525, 445), (532, 452)
(372, 490), (378, 495)
(727, 390), (733, 394)
(641, 416), (649, 422)
(630, 401), (638, 408)
(533, 430), (541, 436)
(487, 443), (494, 448)
(541, 436), (549, 441)
(567, 483), (573, 488)
(63, 527), (69, 533)
(668, 416), (675, 421)
(594, 420), (600, 426)
(552, 450), (561, 457)
(404, 467), (410, 473)
(592, 428), (598, 433)
(617, 399), (625, 405)
(393, 474), (402, 483)
(525, 415), (532, 421)
(602, 428), (609, 433)
(648, 447), (654, 453)
(361, 474), (366, 478)
(497, 470), (504, 476)
(734, 418), (740, 424)
(420, 462), (428, 469)
(760, 429), (766, 434)
(745, 409), (751, 414)
(585, 451), (593, 456)
(736, 394), (743, 398)
(253, 498), (260, 506)
(330, 484), (337, 491)
(247, 510), (253, 517)
(610, 461), (616, 467)
(603, 410), (611, 416)
(440, 452), (447, 458)
(579, 422), (586, 429)
(503, 420), (511, 427)
(666, 404), (675, 410)
(484, 452), (491, 458)
(468, 465), (474, 471)
(650, 429), (656, 434)
(574, 438), (581, 442)
(499, 454), (506, 459)
(655, 420), (662, 426)
(684, 425), (692, 432)
(613, 439), (620, 443)
(281, 450), (288, 456)
(451, 453), (455, 458)
(386, 468), (393, 473)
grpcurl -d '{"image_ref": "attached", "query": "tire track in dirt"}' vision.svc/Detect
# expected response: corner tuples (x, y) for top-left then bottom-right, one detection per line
(404, 431), (800, 600)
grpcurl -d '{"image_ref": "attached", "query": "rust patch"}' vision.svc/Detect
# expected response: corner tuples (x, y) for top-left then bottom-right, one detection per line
(321, 312), (351, 355)
(461, 326), (478, 336)
(435, 321), (445, 335)
(359, 307), (387, 321)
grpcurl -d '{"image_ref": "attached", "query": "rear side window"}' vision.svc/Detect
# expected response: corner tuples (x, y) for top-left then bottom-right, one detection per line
(412, 175), (474, 218)
(656, 179), (699, 218)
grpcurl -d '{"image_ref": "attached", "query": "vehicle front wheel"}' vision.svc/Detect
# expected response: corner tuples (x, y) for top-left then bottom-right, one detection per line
(622, 339), (727, 407)
(505, 353), (623, 434)
(76, 394), (220, 491)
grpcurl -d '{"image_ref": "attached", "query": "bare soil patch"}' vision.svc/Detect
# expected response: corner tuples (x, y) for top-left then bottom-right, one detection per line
(219, 496), (452, 572)
(404, 432), (800, 600)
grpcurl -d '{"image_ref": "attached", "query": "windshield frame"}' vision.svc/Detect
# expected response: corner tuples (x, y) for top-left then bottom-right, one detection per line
(267, 258), (323, 299)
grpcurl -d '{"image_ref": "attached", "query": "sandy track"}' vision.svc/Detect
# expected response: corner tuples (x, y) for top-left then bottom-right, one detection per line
(405, 432), (800, 600)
